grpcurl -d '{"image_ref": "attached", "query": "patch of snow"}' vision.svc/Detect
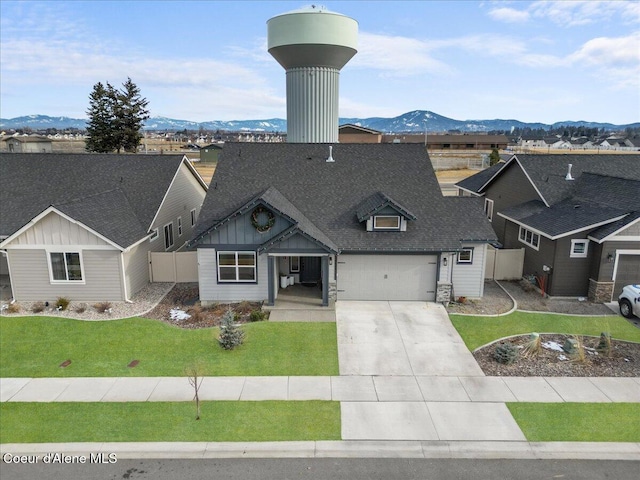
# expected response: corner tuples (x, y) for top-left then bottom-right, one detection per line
(558, 354), (568, 361)
(170, 308), (191, 321)
(542, 341), (564, 352)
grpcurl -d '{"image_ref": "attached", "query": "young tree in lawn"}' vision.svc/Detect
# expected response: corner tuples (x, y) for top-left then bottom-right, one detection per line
(85, 82), (118, 153)
(117, 77), (150, 153)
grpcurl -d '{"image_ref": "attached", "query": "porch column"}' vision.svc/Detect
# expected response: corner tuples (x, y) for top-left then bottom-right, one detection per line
(321, 255), (329, 307)
(267, 255), (275, 306)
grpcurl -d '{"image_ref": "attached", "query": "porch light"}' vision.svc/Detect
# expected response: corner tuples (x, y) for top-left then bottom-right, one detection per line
(443, 257), (447, 266)
(607, 253), (614, 263)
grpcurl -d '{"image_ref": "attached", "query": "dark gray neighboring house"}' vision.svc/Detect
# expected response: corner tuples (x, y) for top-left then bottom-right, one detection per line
(189, 143), (497, 306)
(455, 154), (640, 301)
(0, 153), (208, 302)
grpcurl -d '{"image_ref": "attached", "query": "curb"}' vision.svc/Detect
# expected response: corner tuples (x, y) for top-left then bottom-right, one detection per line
(2, 441), (640, 460)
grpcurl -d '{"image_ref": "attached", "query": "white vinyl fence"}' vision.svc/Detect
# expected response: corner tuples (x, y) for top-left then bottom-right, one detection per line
(149, 251), (198, 283)
(485, 246), (525, 280)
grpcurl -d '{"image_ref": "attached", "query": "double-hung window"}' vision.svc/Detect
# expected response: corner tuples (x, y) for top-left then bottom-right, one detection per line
(218, 251), (256, 282)
(484, 198), (494, 221)
(164, 223), (174, 250)
(518, 226), (540, 250)
(49, 252), (83, 282)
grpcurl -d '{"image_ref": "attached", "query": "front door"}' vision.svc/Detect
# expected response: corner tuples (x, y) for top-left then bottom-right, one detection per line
(300, 257), (321, 284)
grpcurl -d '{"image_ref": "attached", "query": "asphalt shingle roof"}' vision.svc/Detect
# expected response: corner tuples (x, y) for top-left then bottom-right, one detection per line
(0, 153), (188, 248)
(193, 143), (496, 252)
(455, 161), (506, 195)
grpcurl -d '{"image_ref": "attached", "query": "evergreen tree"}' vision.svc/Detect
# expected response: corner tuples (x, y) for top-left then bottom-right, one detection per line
(218, 309), (244, 350)
(85, 78), (149, 153)
(489, 148), (501, 166)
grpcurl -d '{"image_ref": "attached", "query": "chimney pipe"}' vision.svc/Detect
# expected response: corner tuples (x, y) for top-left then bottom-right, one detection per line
(565, 163), (574, 181)
(326, 145), (335, 163)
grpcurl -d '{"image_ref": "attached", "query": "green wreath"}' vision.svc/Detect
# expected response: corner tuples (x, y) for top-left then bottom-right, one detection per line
(251, 206), (275, 233)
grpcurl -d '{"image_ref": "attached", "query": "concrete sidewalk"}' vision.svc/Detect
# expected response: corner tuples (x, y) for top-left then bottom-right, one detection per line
(2, 375), (639, 404)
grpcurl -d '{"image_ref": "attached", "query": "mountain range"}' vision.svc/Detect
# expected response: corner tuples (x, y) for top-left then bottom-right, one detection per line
(1, 111), (637, 133)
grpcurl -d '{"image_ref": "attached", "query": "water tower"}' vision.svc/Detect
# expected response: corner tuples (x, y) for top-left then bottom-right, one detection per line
(267, 5), (358, 143)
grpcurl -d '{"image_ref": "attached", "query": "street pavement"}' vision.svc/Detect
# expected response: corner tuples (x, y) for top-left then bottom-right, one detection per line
(1, 301), (639, 459)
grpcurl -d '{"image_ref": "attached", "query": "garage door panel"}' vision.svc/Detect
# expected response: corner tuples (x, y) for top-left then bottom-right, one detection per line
(614, 254), (640, 298)
(337, 255), (437, 301)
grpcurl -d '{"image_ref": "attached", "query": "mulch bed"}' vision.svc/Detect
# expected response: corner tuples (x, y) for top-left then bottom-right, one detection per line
(141, 284), (267, 329)
(474, 334), (640, 377)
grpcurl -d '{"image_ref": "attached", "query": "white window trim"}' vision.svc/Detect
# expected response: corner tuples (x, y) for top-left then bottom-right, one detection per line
(570, 239), (589, 258)
(373, 215), (401, 230)
(217, 251), (257, 283)
(163, 222), (174, 251)
(46, 249), (86, 284)
(149, 228), (159, 242)
(484, 198), (494, 221)
(177, 216), (183, 237)
(190, 208), (197, 227)
(289, 256), (300, 273)
(518, 226), (540, 250)
(457, 248), (474, 264)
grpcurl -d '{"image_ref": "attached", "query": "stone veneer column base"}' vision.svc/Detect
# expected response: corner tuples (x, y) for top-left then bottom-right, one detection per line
(588, 278), (614, 303)
(436, 282), (452, 303)
(328, 281), (337, 302)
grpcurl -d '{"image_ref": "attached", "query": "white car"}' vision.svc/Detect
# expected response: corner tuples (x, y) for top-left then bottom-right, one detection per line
(618, 285), (640, 319)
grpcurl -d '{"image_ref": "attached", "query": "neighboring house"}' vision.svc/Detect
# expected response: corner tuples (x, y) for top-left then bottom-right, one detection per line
(338, 124), (382, 143)
(199, 143), (224, 163)
(189, 143), (496, 307)
(3, 136), (53, 153)
(0, 153), (208, 302)
(382, 134), (509, 150)
(455, 154), (640, 302)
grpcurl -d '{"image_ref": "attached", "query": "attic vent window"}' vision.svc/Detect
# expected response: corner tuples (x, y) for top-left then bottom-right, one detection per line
(373, 215), (400, 230)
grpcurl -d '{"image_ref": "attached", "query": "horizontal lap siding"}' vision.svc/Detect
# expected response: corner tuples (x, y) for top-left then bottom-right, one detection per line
(197, 249), (268, 303)
(452, 244), (487, 298)
(8, 249), (124, 301)
(124, 242), (152, 297)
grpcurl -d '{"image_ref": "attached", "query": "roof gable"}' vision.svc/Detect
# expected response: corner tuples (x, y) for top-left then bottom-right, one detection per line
(355, 191), (417, 222)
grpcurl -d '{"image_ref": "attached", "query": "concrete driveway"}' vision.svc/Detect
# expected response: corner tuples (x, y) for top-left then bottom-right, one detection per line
(336, 301), (484, 376)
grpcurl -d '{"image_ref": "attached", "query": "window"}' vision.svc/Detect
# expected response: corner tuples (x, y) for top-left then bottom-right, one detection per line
(518, 226), (540, 250)
(290, 256), (300, 273)
(373, 215), (400, 230)
(190, 208), (197, 227)
(178, 217), (183, 236)
(149, 228), (159, 242)
(570, 239), (589, 258)
(164, 223), (174, 250)
(49, 252), (83, 282)
(484, 198), (494, 221)
(218, 251), (256, 282)
(457, 248), (474, 264)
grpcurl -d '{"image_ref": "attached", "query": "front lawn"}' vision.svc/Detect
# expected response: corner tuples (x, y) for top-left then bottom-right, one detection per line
(0, 401), (341, 443)
(0, 316), (338, 377)
(508, 403), (640, 442)
(450, 311), (640, 351)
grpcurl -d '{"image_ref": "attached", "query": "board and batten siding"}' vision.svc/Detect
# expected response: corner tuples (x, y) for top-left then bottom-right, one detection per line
(197, 248), (268, 304)
(151, 162), (207, 249)
(451, 243), (487, 298)
(197, 210), (293, 246)
(7, 249), (124, 301)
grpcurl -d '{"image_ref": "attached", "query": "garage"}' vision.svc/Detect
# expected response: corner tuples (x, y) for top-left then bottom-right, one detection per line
(614, 253), (640, 298)
(337, 254), (437, 301)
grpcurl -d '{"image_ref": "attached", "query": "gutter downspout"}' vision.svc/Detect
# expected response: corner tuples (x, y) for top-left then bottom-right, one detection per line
(120, 252), (132, 303)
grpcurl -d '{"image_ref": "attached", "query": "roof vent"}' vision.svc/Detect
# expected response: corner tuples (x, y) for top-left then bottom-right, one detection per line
(565, 163), (574, 181)
(326, 145), (335, 163)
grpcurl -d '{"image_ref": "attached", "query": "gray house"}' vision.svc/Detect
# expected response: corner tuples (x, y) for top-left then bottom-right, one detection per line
(456, 154), (640, 301)
(2, 136), (53, 153)
(190, 143), (496, 306)
(0, 153), (208, 302)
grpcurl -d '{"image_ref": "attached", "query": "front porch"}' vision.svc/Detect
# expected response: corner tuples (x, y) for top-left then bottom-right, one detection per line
(264, 283), (336, 322)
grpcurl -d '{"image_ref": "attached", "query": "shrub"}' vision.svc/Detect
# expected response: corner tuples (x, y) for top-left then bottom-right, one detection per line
(218, 308), (244, 350)
(523, 332), (542, 358)
(32, 302), (46, 313)
(597, 332), (612, 357)
(7, 303), (21, 314)
(249, 309), (267, 322)
(569, 336), (588, 365)
(55, 297), (70, 311)
(75, 303), (87, 314)
(494, 342), (519, 365)
(94, 302), (112, 313)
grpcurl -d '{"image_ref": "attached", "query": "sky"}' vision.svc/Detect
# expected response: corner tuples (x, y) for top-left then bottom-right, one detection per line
(1, 0), (639, 125)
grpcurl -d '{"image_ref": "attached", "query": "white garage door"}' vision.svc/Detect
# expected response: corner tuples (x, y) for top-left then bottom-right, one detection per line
(614, 254), (640, 298)
(337, 254), (437, 301)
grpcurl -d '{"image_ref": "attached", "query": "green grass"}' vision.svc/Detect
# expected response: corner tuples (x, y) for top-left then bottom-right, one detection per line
(449, 311), (640, 351)
(0, 401), (341, 443)
(0, 316), (338, 377)
(508, 403), (640, 442)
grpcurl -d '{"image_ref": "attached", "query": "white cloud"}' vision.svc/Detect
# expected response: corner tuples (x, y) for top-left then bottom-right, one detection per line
(487, 7), (530, 23)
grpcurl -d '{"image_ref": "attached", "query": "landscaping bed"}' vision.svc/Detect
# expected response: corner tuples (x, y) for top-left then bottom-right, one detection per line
(474, 333), (640, 377)
(142, 283), (268, 329)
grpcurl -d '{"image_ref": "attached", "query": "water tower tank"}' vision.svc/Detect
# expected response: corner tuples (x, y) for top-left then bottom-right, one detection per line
(268, 5), (358, 143)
